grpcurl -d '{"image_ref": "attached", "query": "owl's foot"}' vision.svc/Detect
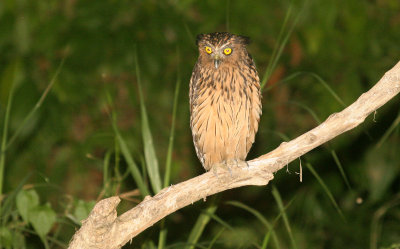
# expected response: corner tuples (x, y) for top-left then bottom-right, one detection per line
(226, 159), (248, 168)
(211, 159), (248, 177)
(211, 161), (232, 177)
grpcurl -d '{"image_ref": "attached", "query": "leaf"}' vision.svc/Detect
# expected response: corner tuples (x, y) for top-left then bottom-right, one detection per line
(74, 200), (96, 224)
(12, 231), (26, 249)
(16, 189), (39, 223)
(0, 226), (13, 248)
(29, 203), (56, 237)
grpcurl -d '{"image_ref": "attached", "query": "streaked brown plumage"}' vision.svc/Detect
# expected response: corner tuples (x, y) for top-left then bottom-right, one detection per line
(189, 32), (262, 171)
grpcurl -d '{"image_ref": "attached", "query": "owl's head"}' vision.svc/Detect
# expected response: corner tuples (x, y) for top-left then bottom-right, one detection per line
(196, 32), (251, 69)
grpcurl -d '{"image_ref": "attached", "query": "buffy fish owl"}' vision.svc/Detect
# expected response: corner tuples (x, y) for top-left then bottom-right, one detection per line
(189, 32), (262, 172)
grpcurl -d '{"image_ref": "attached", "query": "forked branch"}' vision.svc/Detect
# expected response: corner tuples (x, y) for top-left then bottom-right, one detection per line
(69, 61), (400, 249)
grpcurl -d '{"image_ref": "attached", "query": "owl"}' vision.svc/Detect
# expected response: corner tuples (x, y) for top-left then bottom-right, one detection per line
(189, 32), (262, 172)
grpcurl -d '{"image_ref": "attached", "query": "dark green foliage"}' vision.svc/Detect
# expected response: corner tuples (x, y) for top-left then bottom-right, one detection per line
(0, 0), (399, 248)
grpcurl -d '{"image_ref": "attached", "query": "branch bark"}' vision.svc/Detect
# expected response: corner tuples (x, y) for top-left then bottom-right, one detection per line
(68, 61), (400, 249)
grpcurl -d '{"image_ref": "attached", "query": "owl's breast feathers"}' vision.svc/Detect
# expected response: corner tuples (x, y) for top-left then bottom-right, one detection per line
(190, 58), (262, 170)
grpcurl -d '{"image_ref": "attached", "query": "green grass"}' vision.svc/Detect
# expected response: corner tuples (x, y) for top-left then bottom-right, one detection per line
(226, 200), (281, 249)
(306, 163), (346, 221)
(158, 48), (182, 249)
(135, 49), (162, 194)
(1, 57), (64, 235)
(272, 186), (298, 249)
(185, 198), (219, 249)
(0, 63), (17, 210)
(109, 95), (150, 197)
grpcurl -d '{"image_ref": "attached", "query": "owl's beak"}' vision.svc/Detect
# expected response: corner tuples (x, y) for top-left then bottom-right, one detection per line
(213, 54), (221, 69)
(214, 59), (221, 69)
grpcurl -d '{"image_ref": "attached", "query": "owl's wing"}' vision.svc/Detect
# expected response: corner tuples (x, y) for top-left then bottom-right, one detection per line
(189, 62), (200, 115)
(246, 58), (262, 153)
(189, 61), (209, 167)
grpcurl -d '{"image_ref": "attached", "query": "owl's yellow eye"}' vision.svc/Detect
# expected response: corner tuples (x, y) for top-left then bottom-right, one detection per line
(205, 46), (213, 54)
(223, 48), (232, 55)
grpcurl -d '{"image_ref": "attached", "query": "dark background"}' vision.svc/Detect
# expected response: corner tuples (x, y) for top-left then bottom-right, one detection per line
(1, 0), (399, 248)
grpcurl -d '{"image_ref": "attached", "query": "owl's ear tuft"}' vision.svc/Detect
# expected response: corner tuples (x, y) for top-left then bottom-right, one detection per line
(196, 34), (206, 46)
(238, 35), (251, 45)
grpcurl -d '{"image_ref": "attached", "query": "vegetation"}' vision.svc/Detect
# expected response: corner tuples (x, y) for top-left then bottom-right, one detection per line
(0, 0), (399, 248)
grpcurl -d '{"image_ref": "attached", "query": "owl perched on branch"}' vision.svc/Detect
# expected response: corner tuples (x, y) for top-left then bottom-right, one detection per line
(189, 32), (262, 172)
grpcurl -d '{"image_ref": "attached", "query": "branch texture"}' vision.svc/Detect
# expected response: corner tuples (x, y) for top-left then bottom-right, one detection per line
(69, 61), (400, 249)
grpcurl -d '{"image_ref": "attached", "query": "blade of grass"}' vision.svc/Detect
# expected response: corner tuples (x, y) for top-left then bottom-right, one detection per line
(260, 3), (293, 89)
(206, 227), (225, 249)
(286, 100), (351, 189)
(166, 242), (208, 249)
(158, 219), (167, 249)
(103, 150), (111, 187)
(135, 48), (162, 194)
(370, 193), (400, 249)
(270, 130), (290, 142)
(206, 212), (263, 249)
(205, 212), (234, 231)
(305, 163), (345, 221)
(5, 52), (67, 150)
(226, 201), (271, 229)
(0, 62), (19, 213)
(287, 100), (322, 124)
(113, 133), (122, 181)
(376, 109), (400, 148)
(271, 185), (298, 249)
(103, 150), (112, 196)
(306, 72), (346, 107)
(329, 149), (351, 189)
(185, 197), (218, 249)
(260, 232), (271, 249)
(143, 240), (157, 249)
(265, 71), (346, 107)
(226, 200), (280, 249)
(261, 1), (304, 90)
(267, 195), (296, 249)
(159, 48), (182, 249)
(164, 48), (181, 188)
(115, 124), (150, 197)
(107, 92), (150, 197)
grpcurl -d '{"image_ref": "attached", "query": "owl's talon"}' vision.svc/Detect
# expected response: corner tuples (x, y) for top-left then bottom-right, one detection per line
(227, 166), (233, 177)
(226, 159), (247, 169)
(211, 167), (218, 178)
(210, 161), (233, 178)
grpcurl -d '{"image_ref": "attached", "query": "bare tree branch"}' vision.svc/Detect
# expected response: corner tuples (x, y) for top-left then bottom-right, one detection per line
(68, 61), (400, 249)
